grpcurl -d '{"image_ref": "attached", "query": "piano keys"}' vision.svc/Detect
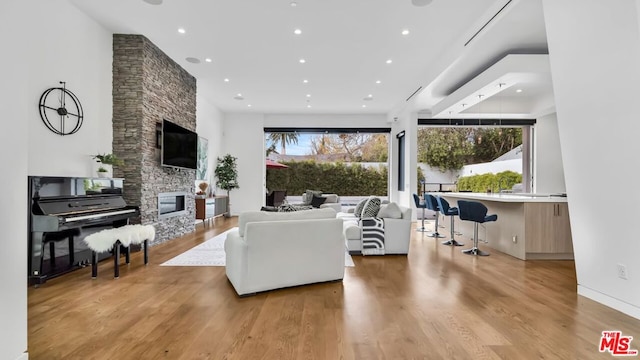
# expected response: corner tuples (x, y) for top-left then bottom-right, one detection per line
(28, 176), (140, 286)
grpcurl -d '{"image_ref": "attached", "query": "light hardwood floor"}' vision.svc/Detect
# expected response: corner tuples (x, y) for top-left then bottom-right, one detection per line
(28, 217), (640, 359)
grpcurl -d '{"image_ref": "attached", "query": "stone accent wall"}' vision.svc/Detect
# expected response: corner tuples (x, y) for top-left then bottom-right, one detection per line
(112, 34), (196, 244)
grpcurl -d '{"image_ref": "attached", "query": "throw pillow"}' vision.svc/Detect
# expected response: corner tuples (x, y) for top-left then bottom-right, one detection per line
(377, 202), (402, 219)
(311, 195), (327, 208)
(278, 203), (299, 212)
(361, 197), (382, 218)
(354, 198), (369, 218)
(303, 189), (322, 205)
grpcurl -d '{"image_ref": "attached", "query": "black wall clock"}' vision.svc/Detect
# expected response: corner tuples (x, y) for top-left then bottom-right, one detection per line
(38, 81), (84, 136)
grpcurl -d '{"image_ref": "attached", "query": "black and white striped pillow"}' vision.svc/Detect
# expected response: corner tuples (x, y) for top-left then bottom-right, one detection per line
(354, 198), (369, 218)
(361, 197), (381, 218)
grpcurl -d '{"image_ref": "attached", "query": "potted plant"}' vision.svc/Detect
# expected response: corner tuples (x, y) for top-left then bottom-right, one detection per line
(214, 154), (239, 216)
(92, 153), (124, 178)
(97, 166), (109, 178)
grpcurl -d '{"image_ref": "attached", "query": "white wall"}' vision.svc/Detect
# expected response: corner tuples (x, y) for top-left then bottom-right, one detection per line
(543, 0), (640, 319)
(264, 114), (388, 128)
(28, 0), (114, 177)
(221, 113), (266, 215)
(533, 113), (566, 193)
(196, 92), (224, 193)
(389, 109), (418, 216)
(0, 2), (29, 359)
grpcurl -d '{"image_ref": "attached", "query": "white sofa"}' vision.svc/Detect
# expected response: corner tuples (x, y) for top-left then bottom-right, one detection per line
(338, 203), (412, 255)
(300, 192), (341, 212)
(225, 207), (345, 296)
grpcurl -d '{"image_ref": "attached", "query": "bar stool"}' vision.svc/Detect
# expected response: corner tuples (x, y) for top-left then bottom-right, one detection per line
(412, 193), (429, 232)
(457, 200), (497, 256)
(435, 196), (464, 246)
(424, 193), (445, 238)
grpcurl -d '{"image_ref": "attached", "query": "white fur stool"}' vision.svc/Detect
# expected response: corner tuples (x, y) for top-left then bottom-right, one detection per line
(83, 224), (155, 279)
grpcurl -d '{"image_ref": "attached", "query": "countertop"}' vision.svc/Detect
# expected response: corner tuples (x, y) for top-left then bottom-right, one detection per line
(439, 192), (568, 203)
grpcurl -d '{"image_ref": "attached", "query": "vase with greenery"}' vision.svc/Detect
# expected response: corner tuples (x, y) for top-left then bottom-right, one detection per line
(214, 154), (239, 216)
(92, 153), (124, 178)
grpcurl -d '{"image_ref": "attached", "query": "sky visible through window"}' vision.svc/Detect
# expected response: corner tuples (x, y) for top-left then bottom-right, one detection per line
(268, 133), (314, 156)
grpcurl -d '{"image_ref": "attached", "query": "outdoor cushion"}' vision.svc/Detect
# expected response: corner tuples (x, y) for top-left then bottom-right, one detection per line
(303, 189), (323, 205)
(311, 195), (327, 208)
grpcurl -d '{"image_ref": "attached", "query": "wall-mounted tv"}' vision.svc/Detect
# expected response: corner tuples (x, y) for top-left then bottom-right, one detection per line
(161, 119), (198, 170)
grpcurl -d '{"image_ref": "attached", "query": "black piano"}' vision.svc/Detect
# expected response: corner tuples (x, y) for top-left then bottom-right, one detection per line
(28, 176), (139, 286)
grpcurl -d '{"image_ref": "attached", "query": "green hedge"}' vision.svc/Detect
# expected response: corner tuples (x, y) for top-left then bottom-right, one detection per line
(266, 160), (388, 196)
(456, 171), (522, 193)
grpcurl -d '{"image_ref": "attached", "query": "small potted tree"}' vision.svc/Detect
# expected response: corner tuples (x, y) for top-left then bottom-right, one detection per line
(214, 154), (239, 216)
(92, 153), (124, 178)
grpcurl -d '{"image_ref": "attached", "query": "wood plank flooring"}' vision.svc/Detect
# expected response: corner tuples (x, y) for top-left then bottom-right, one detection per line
(28, 217), (640, 359)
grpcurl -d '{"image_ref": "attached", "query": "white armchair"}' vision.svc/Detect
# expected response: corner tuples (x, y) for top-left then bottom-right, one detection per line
(225, 208), (345, 296)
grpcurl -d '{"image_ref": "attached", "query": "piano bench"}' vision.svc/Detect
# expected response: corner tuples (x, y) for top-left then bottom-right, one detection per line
(83, 225), (155, 279)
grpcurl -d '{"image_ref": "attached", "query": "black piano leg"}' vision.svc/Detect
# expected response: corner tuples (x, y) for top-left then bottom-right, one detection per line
(114, 241), (120, 279)
(144, 240), (149, 265)
(125, 245), (131, 264)
(49, 241), (56, 268)
(68, 236), (75, 267)
(91, 251), (98, 279)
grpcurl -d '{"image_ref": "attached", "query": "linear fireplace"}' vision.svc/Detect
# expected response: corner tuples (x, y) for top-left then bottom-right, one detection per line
(158, 192), (188, 219)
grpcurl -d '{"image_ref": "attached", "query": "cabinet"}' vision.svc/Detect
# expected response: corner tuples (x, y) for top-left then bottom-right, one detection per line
(524, 202), (573, 258)
(195, 196), (228, 223)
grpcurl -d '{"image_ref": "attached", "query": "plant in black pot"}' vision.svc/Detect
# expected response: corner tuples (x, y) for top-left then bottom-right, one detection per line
(214, 154), (239, 216)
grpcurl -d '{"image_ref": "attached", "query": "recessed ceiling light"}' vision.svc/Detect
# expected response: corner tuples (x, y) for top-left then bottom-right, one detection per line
(411, 0), (433, 6)
(362, 105), (367, 108)
(294, 29), (302, 35)
(205, 58), (212, 63)
(224, 78), (230, 82)
(306, 94), (311, 98)
(177, 28), (186, 34)
(299, 58), (306, 64)
(386, 59), (392, 64)
(185, 57), (200, 63)
(307, 105), (311, 108)
(516, 89), (523, 93)
(375, 80), (381, 84)
(248, 104), (252, 107)
(237, 93), (242, 97)
(303, 79), (308, 83)
(234, 94), (244, 100)
(401, 29), (410, 36)
(142, 0), (163, 5)
(290, 1), (298, 6)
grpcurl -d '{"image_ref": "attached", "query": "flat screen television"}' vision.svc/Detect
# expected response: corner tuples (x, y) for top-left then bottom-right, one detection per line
(161, 119), (198, 170)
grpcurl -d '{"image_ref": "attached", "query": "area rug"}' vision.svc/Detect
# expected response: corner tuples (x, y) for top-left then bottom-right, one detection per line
(160, 227), (355, 267)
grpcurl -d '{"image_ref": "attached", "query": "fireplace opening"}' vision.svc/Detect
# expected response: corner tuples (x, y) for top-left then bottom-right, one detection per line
(158, 192), (188, 219)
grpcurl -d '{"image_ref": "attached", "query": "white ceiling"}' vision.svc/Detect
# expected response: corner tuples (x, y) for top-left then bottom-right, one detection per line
(69, 0), (552, 118)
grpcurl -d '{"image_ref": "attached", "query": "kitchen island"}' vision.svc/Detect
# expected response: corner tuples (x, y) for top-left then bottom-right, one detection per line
(439, 192), (573, 260)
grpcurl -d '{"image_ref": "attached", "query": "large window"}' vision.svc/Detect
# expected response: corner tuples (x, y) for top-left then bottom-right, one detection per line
(416, 120), (533, 193)
(264, 128), (391, 198)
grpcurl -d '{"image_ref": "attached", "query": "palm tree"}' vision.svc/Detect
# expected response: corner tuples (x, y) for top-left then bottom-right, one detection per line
(268, 132), (299, 155)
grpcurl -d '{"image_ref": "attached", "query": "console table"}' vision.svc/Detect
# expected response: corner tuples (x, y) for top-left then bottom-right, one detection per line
(195, 196), (228, 224)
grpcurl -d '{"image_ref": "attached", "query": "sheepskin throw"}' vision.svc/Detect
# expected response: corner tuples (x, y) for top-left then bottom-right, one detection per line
(83, 224), (156, 253)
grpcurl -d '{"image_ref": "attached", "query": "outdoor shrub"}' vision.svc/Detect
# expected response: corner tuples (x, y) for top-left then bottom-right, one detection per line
(266, 160), (388, 196)
(456, 171), (522, 193)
